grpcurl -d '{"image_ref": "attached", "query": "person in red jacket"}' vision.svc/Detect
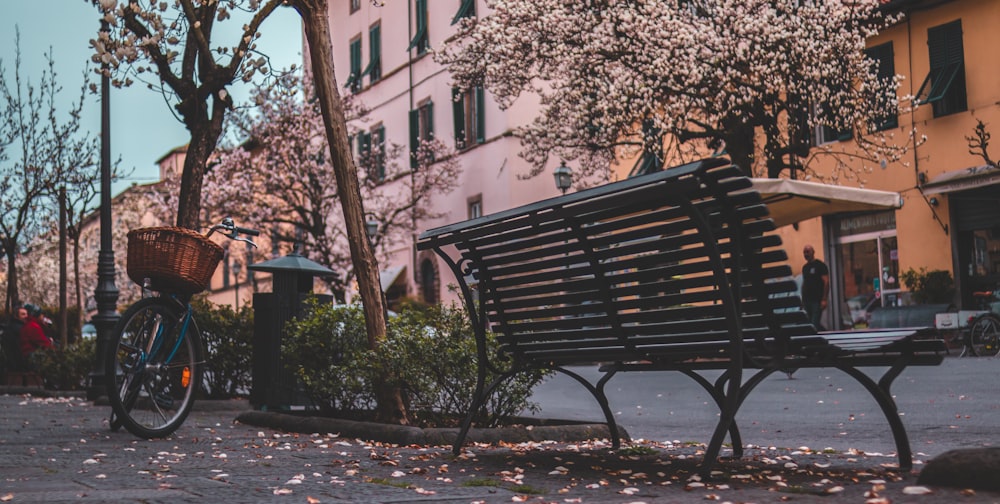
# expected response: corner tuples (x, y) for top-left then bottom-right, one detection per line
(19, 304), (53, 361)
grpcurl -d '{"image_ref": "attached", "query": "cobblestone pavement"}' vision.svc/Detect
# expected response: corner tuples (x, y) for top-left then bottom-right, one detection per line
(1, 393), (998, 503)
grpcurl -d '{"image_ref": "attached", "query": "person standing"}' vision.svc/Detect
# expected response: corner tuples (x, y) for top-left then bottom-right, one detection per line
(18, 304), (52, 363)
(801, 245), (830, 330)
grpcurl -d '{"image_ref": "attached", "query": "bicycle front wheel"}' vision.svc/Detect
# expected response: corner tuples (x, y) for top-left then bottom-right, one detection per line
(969, 313), (1000, 357)
(105, 297), (204, 438)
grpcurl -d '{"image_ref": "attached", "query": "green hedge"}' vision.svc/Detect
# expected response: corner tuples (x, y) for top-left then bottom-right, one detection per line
(30, 338), (96, 391)
(283, 299), (550, 427)
(191, 297), (254, 399)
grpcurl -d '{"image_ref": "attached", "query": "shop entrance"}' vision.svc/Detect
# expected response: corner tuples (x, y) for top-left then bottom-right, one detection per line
(951, 185), (1000, 309)
(832, 211), (899, 328)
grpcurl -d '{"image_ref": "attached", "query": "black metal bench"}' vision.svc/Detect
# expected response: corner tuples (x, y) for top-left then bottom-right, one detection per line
(416, 158), (945, 474)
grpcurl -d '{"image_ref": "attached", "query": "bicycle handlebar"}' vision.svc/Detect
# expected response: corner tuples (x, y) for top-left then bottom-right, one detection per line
(207, 217), (259, 248)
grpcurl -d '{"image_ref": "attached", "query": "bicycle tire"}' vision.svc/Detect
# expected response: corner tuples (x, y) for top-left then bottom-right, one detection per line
(968, 313), (1000, 357)
(104, 297), (204, 438)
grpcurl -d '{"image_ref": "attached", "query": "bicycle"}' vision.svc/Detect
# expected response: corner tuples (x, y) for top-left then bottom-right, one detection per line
(106, 217), (258, 438)
(965, 290), (1000, 357)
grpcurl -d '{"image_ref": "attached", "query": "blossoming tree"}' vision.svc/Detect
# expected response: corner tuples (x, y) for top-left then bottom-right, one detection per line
(438, 0), (912, 185)
(201, 74), (460, 303)
(1, 34), (101, 313)
(90, 0), (291, 229)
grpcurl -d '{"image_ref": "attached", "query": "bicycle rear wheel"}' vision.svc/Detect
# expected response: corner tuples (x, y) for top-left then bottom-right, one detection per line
(969, 313), (1000, 357)
(105, 297), (203, 438)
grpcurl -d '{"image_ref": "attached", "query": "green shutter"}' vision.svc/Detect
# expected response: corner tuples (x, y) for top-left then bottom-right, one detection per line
(865, 42), (898, 131)
(475, 86), (486, 144)
(361, 25), (381, 82)
(452, 88), (465, 148)
(407, 0), (429, 53)
(409, 109), (419, 168)
(451, 0), (475, 25)
(375, 125), (386, 181)
(918, 20), (966, 114)
(348, 38), (362, 90)
(426, 100), (434, 138)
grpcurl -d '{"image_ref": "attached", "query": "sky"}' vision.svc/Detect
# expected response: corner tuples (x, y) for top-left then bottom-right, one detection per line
(4, 1), (304, 195)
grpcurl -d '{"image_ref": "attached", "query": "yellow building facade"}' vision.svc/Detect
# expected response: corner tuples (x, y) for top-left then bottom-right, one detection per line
(776, 0), (1000, 328)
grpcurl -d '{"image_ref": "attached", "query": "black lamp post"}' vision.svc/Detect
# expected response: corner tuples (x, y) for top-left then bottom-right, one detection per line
(88, 15), (120, 400)
(233, 261), (242, 311)
(554, 162), (573, 195)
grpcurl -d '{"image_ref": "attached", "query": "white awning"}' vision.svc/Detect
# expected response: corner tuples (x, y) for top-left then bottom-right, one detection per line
(750, 178), (903, 228)
(921, 164), (1000, 195)
(380, 265), (406, 292)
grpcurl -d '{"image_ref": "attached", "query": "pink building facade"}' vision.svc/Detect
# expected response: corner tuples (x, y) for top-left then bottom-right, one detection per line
(329, 1), (567, 306)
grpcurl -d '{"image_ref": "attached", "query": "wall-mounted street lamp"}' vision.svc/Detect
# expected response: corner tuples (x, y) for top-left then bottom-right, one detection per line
(365, 213), (379, 241)
(554, 162), (573, 195)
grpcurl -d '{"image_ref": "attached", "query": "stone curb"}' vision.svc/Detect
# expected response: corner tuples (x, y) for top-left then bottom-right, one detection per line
(918, 448), (1000, 491)
(236, 410), (629, 447)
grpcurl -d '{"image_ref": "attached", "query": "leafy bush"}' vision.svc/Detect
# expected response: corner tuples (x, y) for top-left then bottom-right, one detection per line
(283, 299), (550, 427)
(191, 297), (254, 399)
(30, 338), (96, 390)
(900, 268), (955, 304)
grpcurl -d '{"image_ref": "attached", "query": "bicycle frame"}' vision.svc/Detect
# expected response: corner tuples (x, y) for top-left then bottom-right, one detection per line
(141, 299), (194, 370)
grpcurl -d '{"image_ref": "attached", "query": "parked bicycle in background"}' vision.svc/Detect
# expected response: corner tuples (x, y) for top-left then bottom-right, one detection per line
(965, 288), (1000, 357)
(106, 217), (258, 438)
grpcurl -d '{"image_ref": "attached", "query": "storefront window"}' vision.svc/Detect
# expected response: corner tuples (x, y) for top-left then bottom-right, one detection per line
(833, 211), (898, 328)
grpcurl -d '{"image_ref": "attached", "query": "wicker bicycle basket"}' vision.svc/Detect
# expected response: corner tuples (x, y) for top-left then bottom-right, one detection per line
(126, 226), (224, 295)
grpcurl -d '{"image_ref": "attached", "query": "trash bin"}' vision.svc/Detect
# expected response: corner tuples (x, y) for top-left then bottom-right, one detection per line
(247, 253), (335, 411)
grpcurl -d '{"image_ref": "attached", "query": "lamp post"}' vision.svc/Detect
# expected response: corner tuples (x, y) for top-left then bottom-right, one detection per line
(554, 162), (573, 195)
(233, 261), (242, 311)
(88, 14), (120, 400)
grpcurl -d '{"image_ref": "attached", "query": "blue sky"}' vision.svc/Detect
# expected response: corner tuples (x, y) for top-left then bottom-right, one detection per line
(5, 2), (304, 195)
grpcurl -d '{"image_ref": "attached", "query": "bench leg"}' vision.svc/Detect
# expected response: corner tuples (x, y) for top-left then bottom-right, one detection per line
(836, 363), (912, 470)
(560, 366), (623, 449)
(701, 367), (742, 477)
(679, 370), (744, 458)
(452, 369), (519, 455)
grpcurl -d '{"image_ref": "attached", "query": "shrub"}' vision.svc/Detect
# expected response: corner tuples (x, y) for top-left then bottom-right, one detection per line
(30, 338), (96, 390)
(283, 299), (550, 427)
(900, 268), (955, 304)
(191, 297), (254, 399)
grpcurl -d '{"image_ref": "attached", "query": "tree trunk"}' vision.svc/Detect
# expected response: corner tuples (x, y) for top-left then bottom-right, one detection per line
(72, 236), (83, 334)
(3, 244), (17, 313)
(291, 0), (408, 425)
(175, 98), (227, 230)
(722, 118), (756, 178)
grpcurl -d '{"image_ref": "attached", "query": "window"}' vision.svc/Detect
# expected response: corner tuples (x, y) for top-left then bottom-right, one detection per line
(451, 0), (476, 25)
(629, 119), (663, 177)
(350, 0), (361, 14)
(810, 89), (852, 146)
(409, 100), (434, 167)
(814, 109), (852, 145)
(357, 130), (371, 170)
(347, 36), (362, 93)
(916, 19), (966, 117)
(371, 125), (386, 181)
(468, 195), (483, 219)
(865, 42), (898, 131)
(407, 0), (430, 55)
(361, 23), (382, 84)
(452, 87), (485, 149)
(356, 125), (385, 181)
